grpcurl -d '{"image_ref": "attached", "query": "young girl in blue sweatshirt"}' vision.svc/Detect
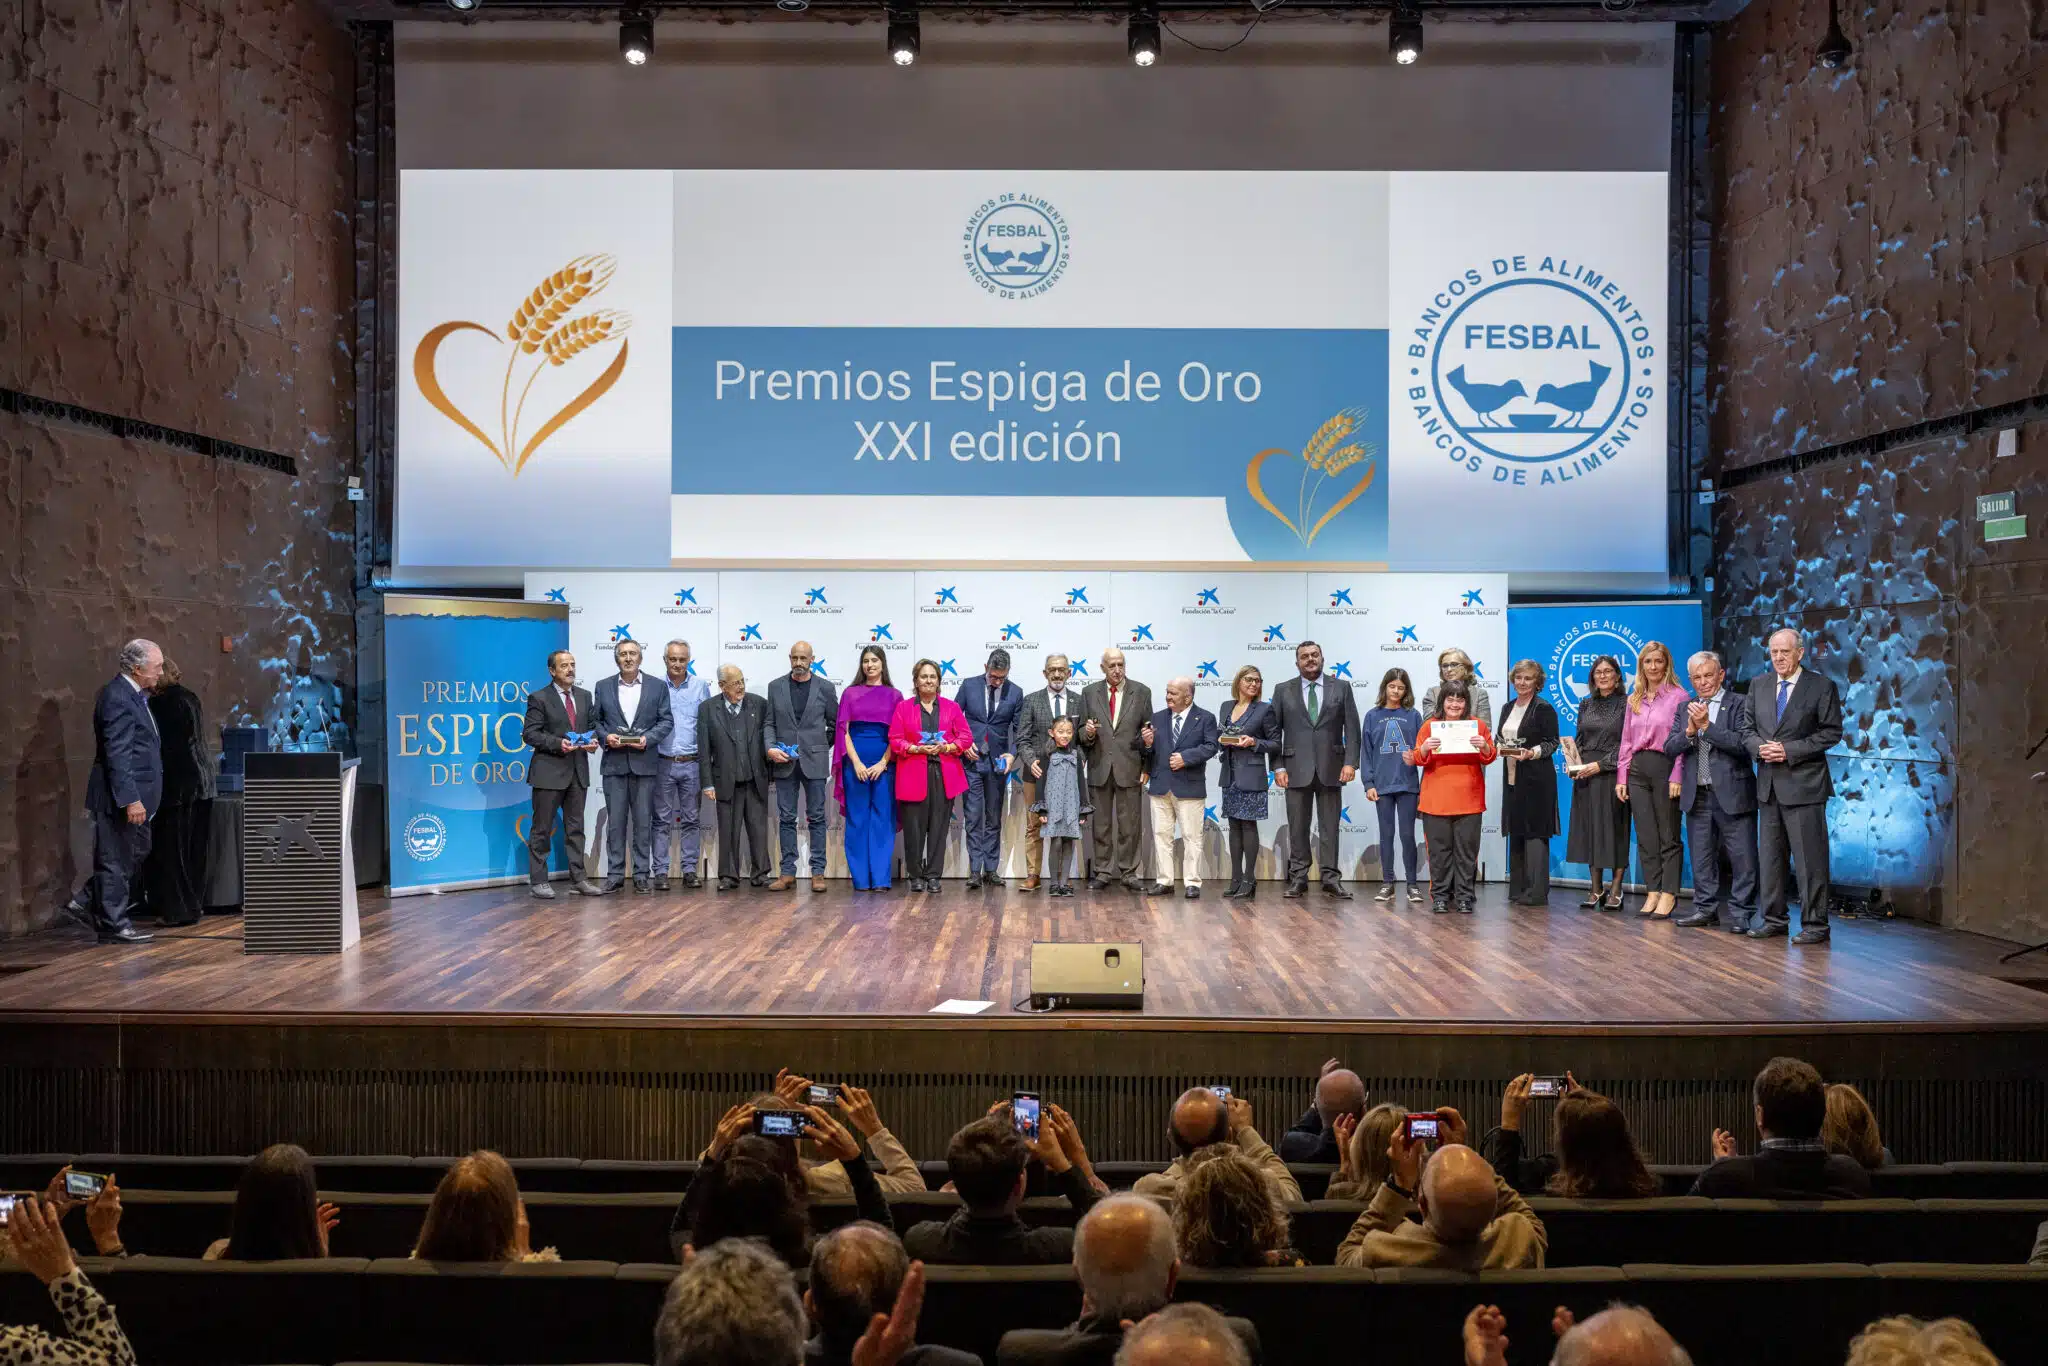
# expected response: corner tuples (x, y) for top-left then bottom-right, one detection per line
(1363, 668), (1424, 904)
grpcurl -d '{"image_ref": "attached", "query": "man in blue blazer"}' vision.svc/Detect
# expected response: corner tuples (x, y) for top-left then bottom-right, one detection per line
(1738, 628), (1844, 945)
(1663, 649), (1760, 933)
(592, 639), (673, 893)
(955, 648), (1023, 889)
(66, 639), (166, 944)
(1140, 677), (1219, 898)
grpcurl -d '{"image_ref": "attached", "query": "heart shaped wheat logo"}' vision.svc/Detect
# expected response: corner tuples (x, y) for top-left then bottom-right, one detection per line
(1244, 407), (1378, 550)
(412, 253), (633, 476)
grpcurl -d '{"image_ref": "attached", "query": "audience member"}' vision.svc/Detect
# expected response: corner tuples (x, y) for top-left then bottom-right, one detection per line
(655, 1237), (808, 1366)
(203, 1144), (339, 1260)
(904, 1106), (1100, 1264)
(36, 1166), (126, 1260)
(675, 1101), (892, 1264)
(806, 1222), (972, 1366)
(996, 1195), (1261, 1366)
(2032, 1221), (2047, 1267)
(0, 1194), (138, 1366)
(1114, 1304), (1252, 1366)
(1844, 1317), (2002, 1366)
(1172, 1148), (1303, 1268)
(1691, 1057), (1871, 1199)
(1465, 1303), (1694, 1366)
(765, 1071), (926, 1197)
(1482, 1075), (1660, 1199)
(1326, 1101), (1406, 1201)
(413, 1150), (557, 1262)
(1276, 1058), (1367, 1163)
(1823, 1083), (1893, 1170)
(1131, 1089), (1302, 1205)
(1336, 1107), (1547, 1270)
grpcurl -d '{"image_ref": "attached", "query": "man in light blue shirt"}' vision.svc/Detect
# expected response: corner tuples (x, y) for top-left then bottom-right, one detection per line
(653, 639), (712, 889)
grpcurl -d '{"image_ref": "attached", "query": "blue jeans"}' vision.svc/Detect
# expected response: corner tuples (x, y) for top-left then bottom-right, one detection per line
(651, 757), (701, 877)
(777, 772), (828, 876)
(1374, 790), (1420, 885)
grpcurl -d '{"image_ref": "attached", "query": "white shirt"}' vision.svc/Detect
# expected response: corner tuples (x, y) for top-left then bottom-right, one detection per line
(615, 677), (644, 727)
(1048, 689), (1068, 719)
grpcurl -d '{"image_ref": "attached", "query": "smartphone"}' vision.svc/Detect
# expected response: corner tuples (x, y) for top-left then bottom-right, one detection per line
(1012, 1091), (1042, 1140)
(1404, 1113), (1442, 1142)
(1210, 1085), (1233, 1101)
(0, 1193), (19, 1226)
(805, 1083), (843, 1107)
(754, 1110), (811, 1139)
(64, 1170), (110, 1200)
(1528, 1076), (1568, 1098)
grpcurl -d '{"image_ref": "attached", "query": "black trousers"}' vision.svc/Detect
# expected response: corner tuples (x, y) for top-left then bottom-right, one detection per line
(1228, 818), (1260, 885)
(1687, 797), (1760, 930)
(900, 777), (951, 879)
(1088, 783), (1143, 879)
(715, 781), (772, 881)
(1626, 749), (1682, 894)
(1422, 812), (1482, 909)
(528, 783), (588, 886)
(1759, 798), (1831, 930)
(88, 807), (151, 935)
(144, 799), (211, 925)
(1507, 837), (1550, 904)
(1284, 782), (1343, 887)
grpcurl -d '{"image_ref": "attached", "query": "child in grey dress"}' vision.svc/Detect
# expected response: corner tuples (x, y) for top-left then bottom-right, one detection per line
(1032, 717), (1091, 897)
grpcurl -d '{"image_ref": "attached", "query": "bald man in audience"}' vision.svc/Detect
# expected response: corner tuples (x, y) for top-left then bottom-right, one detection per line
(1279, 1059), (1368, 1163)
(1463, 1303), (1691, 1366)
(1115, 1305), (1251, 1366)
(804, 1221), (974, 1366)
(1336, 1106), (1546, 1270)
(1130, 1088), (1302, 1206)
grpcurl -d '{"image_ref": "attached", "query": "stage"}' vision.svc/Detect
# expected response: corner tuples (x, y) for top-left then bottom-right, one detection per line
(4, 883), (2046, 1164)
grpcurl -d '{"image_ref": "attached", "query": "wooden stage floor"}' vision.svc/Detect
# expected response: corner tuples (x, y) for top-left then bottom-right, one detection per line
(5, 881), (2046, 1031)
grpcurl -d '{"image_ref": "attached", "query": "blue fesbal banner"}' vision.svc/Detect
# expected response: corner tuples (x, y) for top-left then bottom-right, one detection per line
(1505, 601), (1706, 885)
(385, 595), (570, 893)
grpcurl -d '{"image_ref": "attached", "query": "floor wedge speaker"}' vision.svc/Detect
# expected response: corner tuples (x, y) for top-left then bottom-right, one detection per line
(1029, 941), (1145, 1011)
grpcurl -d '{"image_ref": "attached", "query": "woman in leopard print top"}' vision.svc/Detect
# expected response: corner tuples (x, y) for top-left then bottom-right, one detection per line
(0, 1196), (135, 1366)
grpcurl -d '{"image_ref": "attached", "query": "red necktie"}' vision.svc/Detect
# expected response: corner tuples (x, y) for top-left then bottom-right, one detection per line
(564, 690), (577, 727)
(1109, 686), (1119, 725)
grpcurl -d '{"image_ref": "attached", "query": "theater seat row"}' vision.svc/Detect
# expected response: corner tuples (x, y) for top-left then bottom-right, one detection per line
(68, 1189), (2048, 1269)
(2, 1257), (2041, 1366)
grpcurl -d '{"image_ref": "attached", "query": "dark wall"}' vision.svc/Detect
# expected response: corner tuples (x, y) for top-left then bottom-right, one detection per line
(1708, 1), (2048, 938)
(0, 0), (358, 937)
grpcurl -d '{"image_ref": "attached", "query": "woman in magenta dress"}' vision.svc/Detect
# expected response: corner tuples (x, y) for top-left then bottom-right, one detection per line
(833, 645), (901, 891)
(887, 659), (973, 894)
(1615, 641), (1688, 918)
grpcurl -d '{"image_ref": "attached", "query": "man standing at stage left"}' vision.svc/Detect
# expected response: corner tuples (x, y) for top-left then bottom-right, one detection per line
(1740, 628), (1843, 946)
(652, 640), (711, 892)
(64, 638), (165, 945)
(594, 638), (673, 894)
(522, 649), (603, 900)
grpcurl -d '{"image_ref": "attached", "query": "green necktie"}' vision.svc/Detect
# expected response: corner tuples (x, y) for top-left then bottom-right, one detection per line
(1306, 681), (1320, 724)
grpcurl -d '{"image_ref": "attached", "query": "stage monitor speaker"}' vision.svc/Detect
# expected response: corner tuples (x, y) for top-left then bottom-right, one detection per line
(1029, 941), (1144, 1011)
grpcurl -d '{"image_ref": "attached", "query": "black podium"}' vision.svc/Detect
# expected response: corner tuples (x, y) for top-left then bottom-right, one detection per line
(242, 753), (361, 954)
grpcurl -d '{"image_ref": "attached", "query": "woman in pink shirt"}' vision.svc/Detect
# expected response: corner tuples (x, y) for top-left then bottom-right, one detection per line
(888, 659), (973, 894)
(1616, 641), (1687, 918)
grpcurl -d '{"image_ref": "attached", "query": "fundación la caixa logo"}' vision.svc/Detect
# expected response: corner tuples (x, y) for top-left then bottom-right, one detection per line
(963, 195), (1069, 299)
(1408, 254), (1657, 486)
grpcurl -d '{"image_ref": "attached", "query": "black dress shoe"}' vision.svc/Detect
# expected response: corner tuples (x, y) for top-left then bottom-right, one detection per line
(1147, 881), (1173, 896)
(683, 873), (703, 889)
(633, 880), (651, 894)
(98, 925), (155, 945)
(717, 877), (740, 891)
(1728, 921), (1753, 934)
(1321, 881), (1354, 900)
(750, 874), (771, 888)
(599, 880), (624, 895)
(653, 876), (670, 892)
(1746, 922), (1788, 939)
(1283, 883), (1307, 898)
(1088, 876), (1113, 890)
(965, 872), (982, 890)
(1184, 886), (1200, 899)
(1223, 879), (1248, 899)
(1792, 927), (1832, 946)
(61, 897), (95, 931)
(1121, 876), (1146, 892)
(1673, 910), (1717, 927)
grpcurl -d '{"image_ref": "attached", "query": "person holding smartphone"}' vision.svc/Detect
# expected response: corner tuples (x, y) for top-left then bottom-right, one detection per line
(1334, 1105), (1547, 1270)
(0, 1193), (138, 1365)
(1404, 681), (1498, 916)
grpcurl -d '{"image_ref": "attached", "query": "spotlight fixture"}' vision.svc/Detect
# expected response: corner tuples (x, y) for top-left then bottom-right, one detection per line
(776, 0), (809, 8)
(1815, 0), (1852, 70)
(1128, 0), (1160, 67)
(1390, 3), (1423, 66)
(888, 6), (920, 66)
(619, 9), (653, 66)
(445, 0), (480, 11)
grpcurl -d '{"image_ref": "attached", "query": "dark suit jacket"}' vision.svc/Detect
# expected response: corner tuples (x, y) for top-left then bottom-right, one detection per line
(1215, 699), (1280, 793)
(766, 673), (839, 782)
(1739, 669), (1843, 807)
(999, 1313), (1262, 1366)
(1143, 705), (1219, 799)
(956, 675), (1024, 774)
(87, 676), (164, 817)
(149, 683), (213, 805)
(1662, 689), (1758, 815)
(1077, 678), (1154, 790)
(809, 1339), (977, 1366)
(1689, 1146), (1872, 1200)
(593, 674), (674, 778)
(902, 1166), (1099, 1265)
(523, 684), (597, 792)
(1278, 1106), (1342, 1164)
(698, 692), (772, 796)
(1014, 688), (1081, 781)
(1271, 674), (1361, 787)
(1497, 695), (1560, 839)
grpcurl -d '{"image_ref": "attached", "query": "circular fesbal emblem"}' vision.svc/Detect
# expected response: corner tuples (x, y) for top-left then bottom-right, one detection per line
(403, 812), (448, 862)
(963, 195), (1069, 299)
(1545, 619), (1649, 729)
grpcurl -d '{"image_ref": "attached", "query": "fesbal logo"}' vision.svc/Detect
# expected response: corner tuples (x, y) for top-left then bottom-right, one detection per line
(963, 194), (1069, 300)
(1406, 254), (1657, 487)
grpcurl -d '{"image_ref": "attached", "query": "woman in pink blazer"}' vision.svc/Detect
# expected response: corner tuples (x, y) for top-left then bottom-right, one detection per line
(889, 659), (973, 893)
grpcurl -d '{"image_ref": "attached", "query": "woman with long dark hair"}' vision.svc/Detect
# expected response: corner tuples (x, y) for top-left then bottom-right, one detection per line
(1566, 655), (1633, 910)
(1362, 668), (1423, 905)
(1482, 1075), (1659, 1199)
(204, 1144), (338, 1260)
(834, 644), (901, 891)
(669, 1100), (891, 1264)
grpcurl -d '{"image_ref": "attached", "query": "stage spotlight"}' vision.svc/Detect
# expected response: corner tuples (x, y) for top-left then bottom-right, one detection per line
(1128, 0), (1160, 67)
(619, 10), (653, 66)
(776, 0), (809, 8)
(446, 0), (480, 11)
(1390, 3), (1423, 66)
(1815, 0), (1852, 70)
(888, 7), (920, 66)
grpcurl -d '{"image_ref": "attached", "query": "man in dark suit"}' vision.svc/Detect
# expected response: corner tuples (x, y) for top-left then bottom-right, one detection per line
(521, 649), (603, 900)
(1012, 654), (1080, 892)
(1690, 1056), (1870, 1199)
(698, 664), (773, 890)
(1664, 649), (1760, 932)
(1738, 628), (1844, 945)
(1078, 648), (1153, 891)
(1271, 640), (1362, 898)
(65, 639), (166, 944)
(765, 641), (839, 893)
(592, 639), (673, 894)
(1140, 677), (1218, 898)
(955, 649), (1023, 889)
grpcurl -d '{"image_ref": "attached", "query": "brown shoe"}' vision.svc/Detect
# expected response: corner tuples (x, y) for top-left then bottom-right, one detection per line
(1021, 876), (1041, 893)
(770, 875), (797, 891)
(810, 876), (827, 893)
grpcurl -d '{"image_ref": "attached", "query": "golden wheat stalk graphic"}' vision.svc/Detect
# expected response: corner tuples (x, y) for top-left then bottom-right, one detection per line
(499, 255), (623, 466)
(1245, 406), (1378, 551)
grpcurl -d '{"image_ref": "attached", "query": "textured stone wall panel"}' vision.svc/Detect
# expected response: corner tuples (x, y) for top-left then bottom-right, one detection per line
(1960, 0), (2048, 99)
(1823, 753), (1953, 895)
(1963, 68), (2048, 267)
(1954, 566), (2048, 942)
(1968, 239), (2048, 409)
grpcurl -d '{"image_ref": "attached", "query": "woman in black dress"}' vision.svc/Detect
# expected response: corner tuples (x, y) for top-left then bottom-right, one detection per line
(1565, 655), (1631, 910)
(145, 658), (214, 926)
(1497, 660), (1560, 907)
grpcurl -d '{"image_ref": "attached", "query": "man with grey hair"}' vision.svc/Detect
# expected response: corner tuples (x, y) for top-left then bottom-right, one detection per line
(698, 663), (773, 890)
(1078, 647), (1153, 891)
(955, 648), (1022, 889)
(1132, 1089), (1302, 1205)
(1337, 1107), (1546, 1270)
(652, 639), (711, 890)
(1115, 1304), (1252, 1366)
(804, 1222), (975, 1366)
(1462, 1303), (1692, 1366)
(1141, 676), (1217, 898)
(1661, 648), (1759, 932)
(997, 1195), (1261, 1366)
(65, 638), (165, 944)
(656, 1238), (806, 1366)
(1013, 653), (1080, 891)
(1737, 627), (1843, 944)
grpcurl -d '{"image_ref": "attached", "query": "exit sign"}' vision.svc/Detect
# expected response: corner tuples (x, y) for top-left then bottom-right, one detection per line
(1984, 515), (2027, 543)
(1976, 492), (2016, 520)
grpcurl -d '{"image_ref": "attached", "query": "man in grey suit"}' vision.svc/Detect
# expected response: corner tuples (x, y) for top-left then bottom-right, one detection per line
(699, 664), (773, 890)
(1663, 649), (1760, 932)
(593, 639), (673, 893)
(1078, 647), (1153, 891)
(1740, 628), (1843, 944)
(521, 649), (603, 899)
(1012, 653), (1081, 893)
(765, 641), (838, 893)
(1271, 640), (1361, 898)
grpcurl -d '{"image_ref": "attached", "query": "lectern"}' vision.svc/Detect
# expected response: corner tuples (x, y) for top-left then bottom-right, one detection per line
(243, 753), (360, 954)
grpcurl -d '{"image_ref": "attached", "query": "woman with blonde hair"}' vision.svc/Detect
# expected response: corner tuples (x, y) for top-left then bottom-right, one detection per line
(1421, 647), (1492, 723)
(1172, 1148), (1303, 1268)
(1615, 641), (1687, 917)
(1845, 1317), (2002, 1366)
(1823, 1083), (1892, 1169)
(1328, 1101), (1408, 1201)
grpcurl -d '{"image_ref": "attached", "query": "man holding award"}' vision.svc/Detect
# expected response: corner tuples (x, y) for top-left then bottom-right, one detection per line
(522, 649), (603, 899)
(765, 641), (838, 893)
(594, 639), (674, 893)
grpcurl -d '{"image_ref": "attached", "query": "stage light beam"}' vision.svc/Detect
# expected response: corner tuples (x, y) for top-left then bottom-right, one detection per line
(619, 10), (653, 66)
(888, 7), (920, 66)
(1128, 0), (1160, 67)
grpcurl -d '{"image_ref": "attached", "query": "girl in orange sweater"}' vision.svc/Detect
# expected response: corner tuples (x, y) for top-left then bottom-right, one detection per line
(1404, 679), (1498, 915)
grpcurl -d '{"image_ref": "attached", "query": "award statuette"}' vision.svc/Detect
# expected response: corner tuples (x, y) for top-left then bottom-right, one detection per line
(920, 730), (945, 748)
(613, 725), (646, 748)
(1217, 725), (1247, 742)
(566, 729), (599, 749)
(775, 741), (800, 761)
